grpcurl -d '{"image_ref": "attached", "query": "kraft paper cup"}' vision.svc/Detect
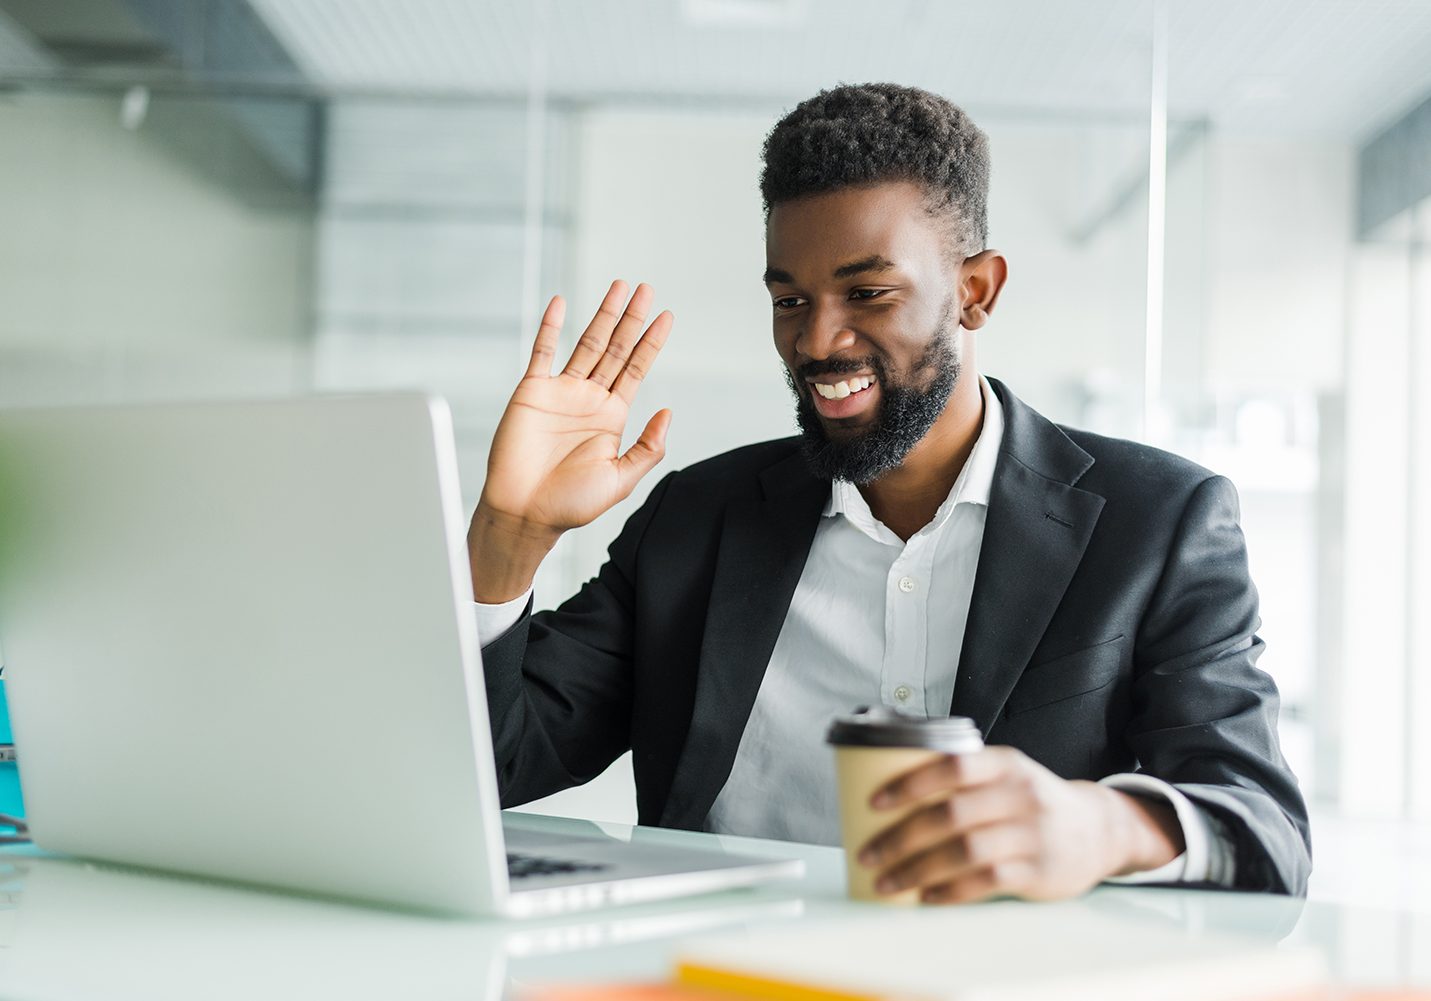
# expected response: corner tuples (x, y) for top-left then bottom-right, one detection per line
(827, 708), (984, 904)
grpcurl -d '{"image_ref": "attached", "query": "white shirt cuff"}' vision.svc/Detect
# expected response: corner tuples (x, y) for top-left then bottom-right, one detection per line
(1098, 773), (1236, 886)
(472, 587), (532, 645)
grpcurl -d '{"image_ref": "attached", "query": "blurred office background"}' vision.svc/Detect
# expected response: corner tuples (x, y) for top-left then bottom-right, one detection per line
(0, 0), (1428, 884)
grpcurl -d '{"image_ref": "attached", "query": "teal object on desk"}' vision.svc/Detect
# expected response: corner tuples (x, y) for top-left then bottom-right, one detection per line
(0, 681), (24, 818)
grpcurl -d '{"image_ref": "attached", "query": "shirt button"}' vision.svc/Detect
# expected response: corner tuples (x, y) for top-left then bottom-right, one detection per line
(897, 576), (916, 593)
(894, 685), (912, 702)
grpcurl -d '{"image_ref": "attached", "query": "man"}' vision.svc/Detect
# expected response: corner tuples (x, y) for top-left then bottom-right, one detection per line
(467, 83), (1311, 902)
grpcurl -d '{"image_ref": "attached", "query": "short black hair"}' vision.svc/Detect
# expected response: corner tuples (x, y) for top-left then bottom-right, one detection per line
(760, 82), (990, 258)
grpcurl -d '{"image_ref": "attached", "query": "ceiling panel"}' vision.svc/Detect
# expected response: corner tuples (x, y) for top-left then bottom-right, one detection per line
(197, 0), (1431, 139)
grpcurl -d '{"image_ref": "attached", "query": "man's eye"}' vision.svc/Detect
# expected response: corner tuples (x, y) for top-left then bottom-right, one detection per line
(773, 297), (805, 310)
(850, 288), (888, 301)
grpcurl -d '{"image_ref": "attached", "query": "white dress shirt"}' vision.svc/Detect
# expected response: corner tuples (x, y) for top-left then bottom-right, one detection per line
(475, 377), (1234, 885)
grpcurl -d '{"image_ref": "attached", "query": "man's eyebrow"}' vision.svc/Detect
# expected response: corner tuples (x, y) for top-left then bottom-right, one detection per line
(832, 255), (898, 279)
(764, 256), (898, 285)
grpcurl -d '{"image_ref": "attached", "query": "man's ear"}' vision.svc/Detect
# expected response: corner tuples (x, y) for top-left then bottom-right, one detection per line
(958, 250), (1008, 330)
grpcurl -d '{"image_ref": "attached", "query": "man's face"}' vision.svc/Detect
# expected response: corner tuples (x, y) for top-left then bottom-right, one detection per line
(765, 181), (963, 484)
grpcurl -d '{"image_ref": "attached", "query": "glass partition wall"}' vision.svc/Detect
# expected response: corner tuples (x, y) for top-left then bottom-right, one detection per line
(1, 0), (1428, 827)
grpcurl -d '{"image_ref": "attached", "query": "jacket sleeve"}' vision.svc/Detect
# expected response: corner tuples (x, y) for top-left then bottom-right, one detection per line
(1127, 474), (1313, 895)
(479, 472), (677, 808)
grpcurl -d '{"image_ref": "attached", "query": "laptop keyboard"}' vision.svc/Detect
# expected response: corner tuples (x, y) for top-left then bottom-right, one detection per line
(506, 852), (612, 880)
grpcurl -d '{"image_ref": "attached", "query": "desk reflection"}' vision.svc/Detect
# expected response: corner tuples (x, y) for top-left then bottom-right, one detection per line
(0, 856), (802, 1001)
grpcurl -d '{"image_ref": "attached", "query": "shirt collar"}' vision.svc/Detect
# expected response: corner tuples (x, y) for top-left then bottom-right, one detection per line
(822, 375), (1005, 531)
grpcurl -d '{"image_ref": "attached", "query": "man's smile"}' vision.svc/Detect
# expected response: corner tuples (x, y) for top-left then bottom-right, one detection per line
(806, 374), (880, 420)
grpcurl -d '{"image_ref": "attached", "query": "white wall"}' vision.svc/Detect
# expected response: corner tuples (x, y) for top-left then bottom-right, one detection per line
(1412, 238), (1431, 821)
(1338, 214), (1431, 821)
(1339, 244), (1412, 817)
(980, 128), (1354, 416)
(977, 122), (1149, 429)
(0, 92), (314, 406)
(1199, 138), (1353, 393)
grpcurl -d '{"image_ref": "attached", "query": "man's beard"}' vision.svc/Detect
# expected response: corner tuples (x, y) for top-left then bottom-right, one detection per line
(785, 313), (961, 485)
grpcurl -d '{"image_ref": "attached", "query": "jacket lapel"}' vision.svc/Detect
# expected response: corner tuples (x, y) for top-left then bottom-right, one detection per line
(659, 449), (827, 829)
(951, 380), (1106, 737)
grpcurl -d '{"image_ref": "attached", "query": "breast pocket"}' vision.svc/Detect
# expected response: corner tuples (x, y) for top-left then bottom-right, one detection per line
(1003, 635), (1125, 718)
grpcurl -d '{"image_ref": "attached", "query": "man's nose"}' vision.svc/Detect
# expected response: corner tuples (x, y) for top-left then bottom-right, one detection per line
(794, 302), (857, 360)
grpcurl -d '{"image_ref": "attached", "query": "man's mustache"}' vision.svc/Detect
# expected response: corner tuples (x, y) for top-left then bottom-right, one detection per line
(795, 357), (887, 381)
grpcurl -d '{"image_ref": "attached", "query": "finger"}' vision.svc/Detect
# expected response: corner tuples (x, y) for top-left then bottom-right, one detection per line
(613, 409), (672, 500)
(562, 280), (630, 379)
(525, 295), (566, 378)
(612, 309), (674, 405)
(872, 746), (1015, 810)
(587, 283), (654, 389)
(859, 781), (1031, 868)
(921, 859), (1038, 905)
(874, 822), (1036, 897)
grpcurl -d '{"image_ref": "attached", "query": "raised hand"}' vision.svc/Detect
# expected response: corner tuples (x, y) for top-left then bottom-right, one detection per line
(468, 281), (673, 602)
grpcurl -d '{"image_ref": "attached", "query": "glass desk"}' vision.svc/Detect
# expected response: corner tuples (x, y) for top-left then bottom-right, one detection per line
(0, 811), (1425, 999)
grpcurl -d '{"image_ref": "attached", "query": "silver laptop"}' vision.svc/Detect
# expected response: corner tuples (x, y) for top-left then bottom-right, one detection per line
(0, 394), (801, 917)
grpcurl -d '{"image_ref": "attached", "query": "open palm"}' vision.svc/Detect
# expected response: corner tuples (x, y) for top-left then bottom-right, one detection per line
(480, 281), (674, 535)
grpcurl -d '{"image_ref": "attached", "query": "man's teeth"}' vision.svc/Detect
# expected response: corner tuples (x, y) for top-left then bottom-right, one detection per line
(814, 377), (874, 400)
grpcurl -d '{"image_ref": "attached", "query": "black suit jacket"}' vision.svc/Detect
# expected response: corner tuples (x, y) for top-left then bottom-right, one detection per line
(481, 378), (1312, 895)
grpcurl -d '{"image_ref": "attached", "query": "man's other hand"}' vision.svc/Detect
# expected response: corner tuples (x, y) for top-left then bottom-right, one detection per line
(857, 745), (1185, 904)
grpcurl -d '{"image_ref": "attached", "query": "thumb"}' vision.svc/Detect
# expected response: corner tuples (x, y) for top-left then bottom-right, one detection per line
(614, 409), (671, 499)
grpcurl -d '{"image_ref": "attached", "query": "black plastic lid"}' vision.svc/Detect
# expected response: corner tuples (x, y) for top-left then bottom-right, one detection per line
(825, 707), (984, 751)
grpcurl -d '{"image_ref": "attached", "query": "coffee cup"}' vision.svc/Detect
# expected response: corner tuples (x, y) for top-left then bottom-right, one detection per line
(826, 707), (984, 903)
